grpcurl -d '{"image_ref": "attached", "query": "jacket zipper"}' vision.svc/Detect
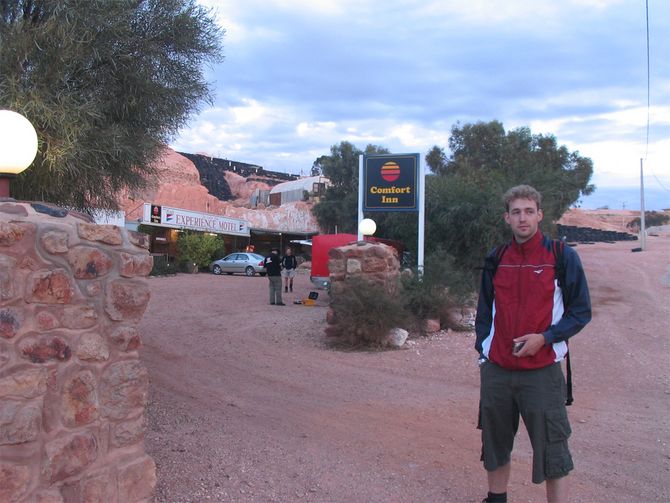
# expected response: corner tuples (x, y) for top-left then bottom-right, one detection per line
(512, 244), (525, 370)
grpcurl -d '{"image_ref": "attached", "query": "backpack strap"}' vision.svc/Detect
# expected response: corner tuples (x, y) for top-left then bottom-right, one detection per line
(551, 239), (574, 406)
(488, 242), (509, 275)
(565, 351), (574, 406)
(551, 239), (566, 286)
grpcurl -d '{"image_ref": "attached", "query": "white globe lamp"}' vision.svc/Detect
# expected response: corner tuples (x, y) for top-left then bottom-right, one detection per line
(0, 110), (38, 197)
(359, 218), (377, 237)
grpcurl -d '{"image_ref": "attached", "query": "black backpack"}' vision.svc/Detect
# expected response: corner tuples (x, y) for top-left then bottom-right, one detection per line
(488, 239), (574, 406)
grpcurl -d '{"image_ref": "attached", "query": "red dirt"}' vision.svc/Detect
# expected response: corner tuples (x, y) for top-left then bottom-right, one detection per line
(140, 235), (670, 502)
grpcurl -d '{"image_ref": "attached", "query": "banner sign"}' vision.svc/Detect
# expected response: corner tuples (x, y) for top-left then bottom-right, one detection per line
(362, 153), (419, 211)
(142, 203), (250, 236)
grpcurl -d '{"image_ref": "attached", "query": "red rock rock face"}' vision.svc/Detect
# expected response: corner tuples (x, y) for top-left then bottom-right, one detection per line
(20, 335), (71, 364)
(0, 399), (43, 444)
(99, 360), (149, 420)
(119, 147), (321, 233)
(119, 252), (154, 278)
(105, 280), (151, 321)
(61, 371), (99, 427)
(0, 463), (31, 502)
(0, 203), (156, 501)
(42, 432), (98, 483)
(68, 246), (114, 279)
(27, 269), (75, 304)
(0, 308), (20, 338)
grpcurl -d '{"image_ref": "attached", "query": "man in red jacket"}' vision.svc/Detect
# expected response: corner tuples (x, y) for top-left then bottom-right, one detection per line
(475, 185), (591, 503)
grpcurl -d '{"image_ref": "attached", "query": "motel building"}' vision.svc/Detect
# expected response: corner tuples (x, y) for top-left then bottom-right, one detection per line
(128, 203), (314, 265)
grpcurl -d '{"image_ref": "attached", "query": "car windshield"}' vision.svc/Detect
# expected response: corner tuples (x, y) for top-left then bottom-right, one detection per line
(248, 253), (264, 261)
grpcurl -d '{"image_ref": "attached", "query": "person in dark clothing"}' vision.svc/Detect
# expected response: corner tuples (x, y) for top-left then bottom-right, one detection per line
(281, 247), (298, 293)
(475, 185), (591, 503)
(263, 248), (284, 305)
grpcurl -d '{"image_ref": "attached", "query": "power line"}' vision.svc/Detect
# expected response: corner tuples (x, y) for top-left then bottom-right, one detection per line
(643, 1), (670, 193)
(645, 0), (650, 160)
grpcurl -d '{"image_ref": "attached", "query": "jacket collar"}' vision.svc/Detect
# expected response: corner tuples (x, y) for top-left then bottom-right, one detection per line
(511, 229), (543, 254)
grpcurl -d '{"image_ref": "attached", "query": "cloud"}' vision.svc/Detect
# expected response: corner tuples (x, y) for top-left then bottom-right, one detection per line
(172, 0), (670, 192)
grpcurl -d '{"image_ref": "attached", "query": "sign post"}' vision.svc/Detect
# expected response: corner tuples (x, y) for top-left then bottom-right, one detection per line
(358, 153), (424, 271)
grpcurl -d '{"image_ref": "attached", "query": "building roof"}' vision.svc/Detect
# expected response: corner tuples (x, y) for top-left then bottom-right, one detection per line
(269, 176), (330, 194)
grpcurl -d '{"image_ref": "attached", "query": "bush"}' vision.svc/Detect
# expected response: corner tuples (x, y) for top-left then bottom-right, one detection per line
(177, 232), (224, 270)
(400, 274), (449, 334)
(328, 276), (408, 347)
(149, 255), (177, 276)
(400, 249), (476, 334)
(627, 211), (670, 231)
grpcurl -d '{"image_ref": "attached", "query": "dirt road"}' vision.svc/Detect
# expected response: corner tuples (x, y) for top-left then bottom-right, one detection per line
(139, 237), (670, 502)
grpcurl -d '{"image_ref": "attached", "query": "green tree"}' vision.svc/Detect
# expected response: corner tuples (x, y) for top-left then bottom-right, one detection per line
(312, 141), (389, 233)
(177, 232), (222, 270)
(443, 121), (594, 223)
(423, 120), (594, 272)
(422, 172), (507, 272)
(425, 145), (447, 175)
(0, 0), (223, 210)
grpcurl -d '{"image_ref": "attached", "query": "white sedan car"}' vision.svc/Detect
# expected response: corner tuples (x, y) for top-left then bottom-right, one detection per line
(209, 253), (267, 276)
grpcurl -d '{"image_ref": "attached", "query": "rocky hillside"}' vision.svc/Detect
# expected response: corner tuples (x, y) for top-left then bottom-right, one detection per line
(119, 148), (319, 233)
(177, 152), (298, 201)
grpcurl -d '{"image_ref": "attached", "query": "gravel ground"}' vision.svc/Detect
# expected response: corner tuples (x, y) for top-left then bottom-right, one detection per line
(139, 236), (670, 502)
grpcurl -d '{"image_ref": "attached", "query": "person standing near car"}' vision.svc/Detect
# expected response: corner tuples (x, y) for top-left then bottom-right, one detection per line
(263, 247), (284, 305)
(281, 247), (298, 293)
(475, 185), (591, 503)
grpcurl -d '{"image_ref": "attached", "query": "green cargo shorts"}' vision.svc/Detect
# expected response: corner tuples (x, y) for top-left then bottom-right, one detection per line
(478, 361), (574, 484)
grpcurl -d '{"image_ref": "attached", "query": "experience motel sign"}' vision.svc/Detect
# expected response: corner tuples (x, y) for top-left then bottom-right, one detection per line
(141, 203), (250, 237)
(362, 153), (419, 212)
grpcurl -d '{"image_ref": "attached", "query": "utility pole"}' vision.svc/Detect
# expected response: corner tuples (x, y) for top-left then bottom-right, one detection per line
(640, 158), (646, 251)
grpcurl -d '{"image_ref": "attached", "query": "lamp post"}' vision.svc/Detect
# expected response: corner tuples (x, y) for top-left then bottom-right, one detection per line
(0, 110), (38, 198)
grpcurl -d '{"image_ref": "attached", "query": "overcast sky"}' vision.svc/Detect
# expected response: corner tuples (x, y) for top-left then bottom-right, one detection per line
(171, 0), (670, 209)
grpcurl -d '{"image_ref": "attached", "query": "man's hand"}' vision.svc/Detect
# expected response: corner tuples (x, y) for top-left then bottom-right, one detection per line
(512, 333), (546, 357)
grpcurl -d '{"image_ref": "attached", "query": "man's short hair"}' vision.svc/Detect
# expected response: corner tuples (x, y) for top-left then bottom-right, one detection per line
(503, 185), (542, 211)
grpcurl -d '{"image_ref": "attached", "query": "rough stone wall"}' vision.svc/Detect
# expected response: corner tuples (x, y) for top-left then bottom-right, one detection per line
(328, 241), (400, 294)
(0, 202), (156, 503)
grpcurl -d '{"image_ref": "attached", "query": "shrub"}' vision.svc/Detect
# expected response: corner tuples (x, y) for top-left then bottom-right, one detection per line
(400, 249), (477, 334)
(627, 211), (670, 231)
(400, 273), (449, 334)
(327, 276), (408, 347)
(177, 232), (224, 271)
(149, 256), (177, 276)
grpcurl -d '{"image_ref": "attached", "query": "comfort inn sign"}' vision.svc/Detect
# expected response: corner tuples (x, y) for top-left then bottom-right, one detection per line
(362, 153), (419, 211)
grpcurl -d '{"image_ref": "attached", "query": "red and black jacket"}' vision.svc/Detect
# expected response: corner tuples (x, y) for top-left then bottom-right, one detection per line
(475, 231), (591, 370)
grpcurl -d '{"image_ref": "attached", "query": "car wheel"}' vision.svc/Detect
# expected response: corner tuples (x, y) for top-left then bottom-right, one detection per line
(245, 266), (255, 276)
(212, 265), (222, 275)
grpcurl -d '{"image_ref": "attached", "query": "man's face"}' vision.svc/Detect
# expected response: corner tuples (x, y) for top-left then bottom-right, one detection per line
(504, 198), (543, 243)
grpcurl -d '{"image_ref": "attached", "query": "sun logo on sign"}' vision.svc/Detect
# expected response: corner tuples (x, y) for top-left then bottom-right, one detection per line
(381, 161), (400, 182)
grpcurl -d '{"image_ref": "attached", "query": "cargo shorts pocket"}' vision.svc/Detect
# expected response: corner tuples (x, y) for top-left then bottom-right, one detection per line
(544, 408), (574, 479)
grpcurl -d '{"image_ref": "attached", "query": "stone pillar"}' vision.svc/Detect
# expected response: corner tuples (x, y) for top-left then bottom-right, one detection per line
(0, 202), (156, 503)
(325, 241), (402, 343)
(327, 241), (400, 295)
